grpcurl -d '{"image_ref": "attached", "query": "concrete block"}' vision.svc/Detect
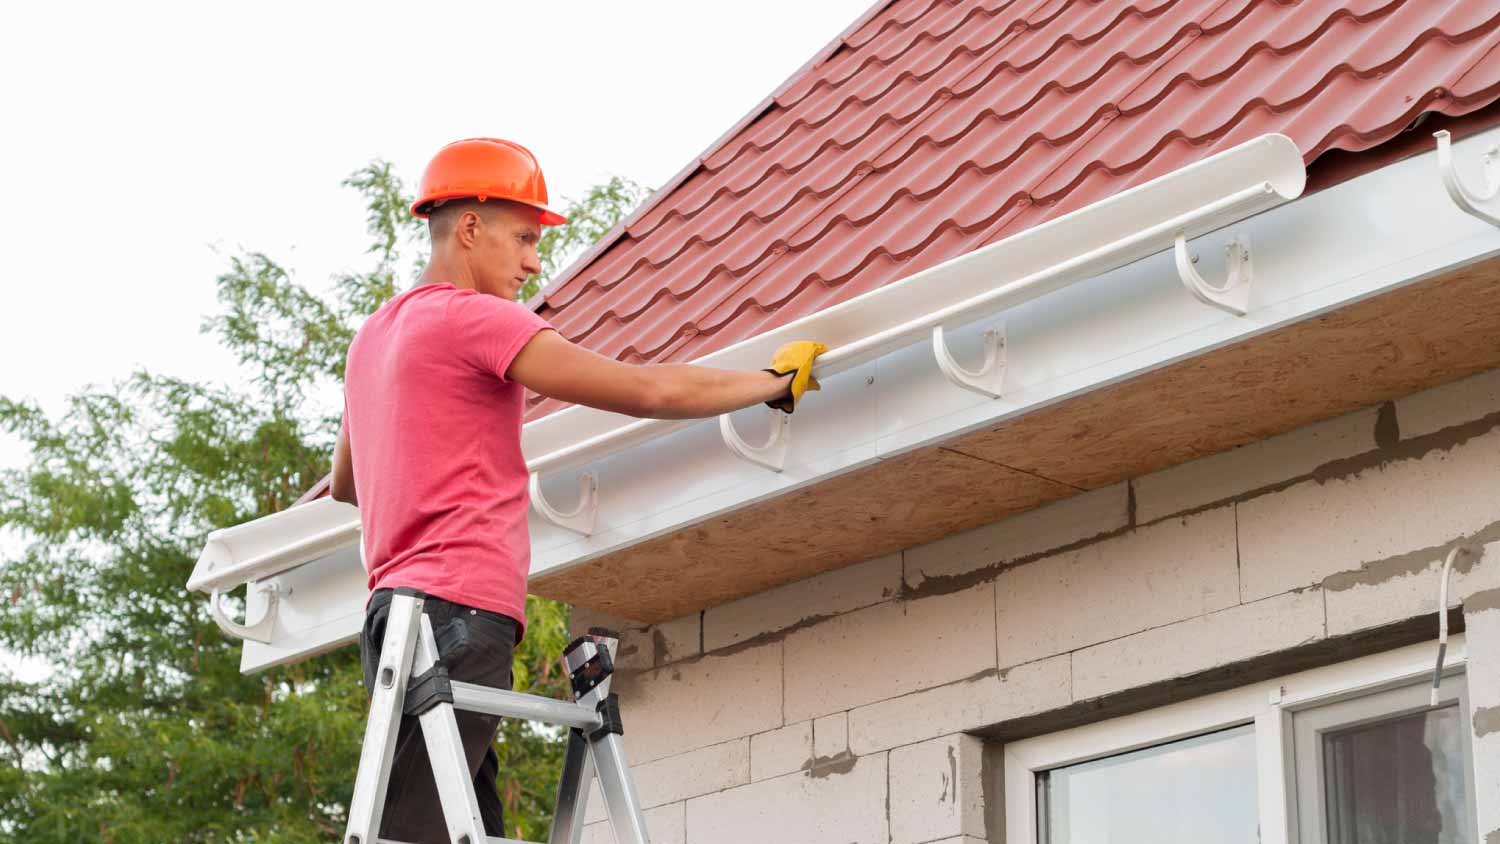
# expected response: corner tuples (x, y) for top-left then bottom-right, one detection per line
(633, 738), (750, 808)
(783, 583), (996, 723)
(1325, 541), (1500, 636)
(570, 606), (700, 673)
(849, 655), (1072, 755)
(653, 612), (702, 666)
(571, 605), (653, 673)
(813, 712), (848, 759)
(1395, 366), (1500, 440)
(751, 721), (812, 782)
(1462, 591), (1500, 842)
(703, 552), (900, 651)
(1072, 590), (1325, 700)
(1134, 408), (1377, 524)
(889, 734), (986, 844)
(613, 641), (783, 764)
(995, 506), (1238, 668)
(1238, 427), (1500, 602)
(904, 484), (1128, 592)
(582, 801), (685, 844)
(685, 753), (888, 844)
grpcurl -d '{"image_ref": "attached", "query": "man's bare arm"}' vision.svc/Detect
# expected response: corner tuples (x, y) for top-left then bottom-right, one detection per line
(331, 416), (357, 505)
(507, 328), (795, 419)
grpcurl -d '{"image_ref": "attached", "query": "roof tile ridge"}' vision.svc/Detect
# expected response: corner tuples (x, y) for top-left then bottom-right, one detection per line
(1003, 0), (1196, 70)
(1306, 88), (1493, 162)
(843, 0), (958, 50)
(526, 0), (897, 313)
(1120, 4), (1500, 124)
(781, 158), (1038, 255)
(1451, 38), (1500, 104)
(553, 250), (783, 347)
(704, 0), (1155, 178)
(685, 203), (1021, 342)
(550, 187), (837, 312)
(1038, 28), (1500, 209)
(777, 0), (1038, 113)
(702, 59), (978, 179)
(930, 15), (1194, 125)
(628, 177), (861, 267)
(750, 12), (1047, 269)
(624, 108), (927, 242)
(1117, 0), (1416, 117)
(956, 0), (1237, 231)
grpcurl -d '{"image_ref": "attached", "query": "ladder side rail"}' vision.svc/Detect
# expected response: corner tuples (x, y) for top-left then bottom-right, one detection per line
(589, 733), (651, 844)
(412, 613), (489, 844)
(345, 590), (427, 844)
(547, 729), (596, 844)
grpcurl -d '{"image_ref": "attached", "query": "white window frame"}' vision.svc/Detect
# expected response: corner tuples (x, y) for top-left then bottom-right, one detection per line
(1003, 635), (1471, 844)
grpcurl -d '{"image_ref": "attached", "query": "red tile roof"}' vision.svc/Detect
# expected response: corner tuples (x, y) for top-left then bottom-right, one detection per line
(526, 0), (1500, 422)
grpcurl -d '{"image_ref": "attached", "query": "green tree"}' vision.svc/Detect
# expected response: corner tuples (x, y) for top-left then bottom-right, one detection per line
(0, 164), (646, 842)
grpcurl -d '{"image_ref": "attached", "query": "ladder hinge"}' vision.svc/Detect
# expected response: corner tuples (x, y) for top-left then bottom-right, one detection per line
(590, 694), (624, 742)
(568, 643), (615, 699)
(404, 664), (454, 716)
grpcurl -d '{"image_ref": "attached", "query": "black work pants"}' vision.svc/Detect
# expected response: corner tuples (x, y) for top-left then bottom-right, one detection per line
(359, 588), (519, 843)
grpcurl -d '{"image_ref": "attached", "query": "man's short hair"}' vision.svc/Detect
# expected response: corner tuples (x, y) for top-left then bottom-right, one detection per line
(426, 197), (532, 241)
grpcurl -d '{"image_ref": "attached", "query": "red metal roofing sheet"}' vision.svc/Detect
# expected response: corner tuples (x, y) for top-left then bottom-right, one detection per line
(529, 0), (1500, 421)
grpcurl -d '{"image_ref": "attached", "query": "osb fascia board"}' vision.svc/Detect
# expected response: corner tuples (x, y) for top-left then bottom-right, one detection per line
(532, 255), (1500, 623)
(947, 255), (1500, 488)
(533, 447), (1078, 622)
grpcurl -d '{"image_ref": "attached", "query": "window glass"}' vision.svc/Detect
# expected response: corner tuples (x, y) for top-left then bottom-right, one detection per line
(1322, 704), (1471, 844)
(1294, 674), (1475, 844)
(1040, 724), (1258, 844)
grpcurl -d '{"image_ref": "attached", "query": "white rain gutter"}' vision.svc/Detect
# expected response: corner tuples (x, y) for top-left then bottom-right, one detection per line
(521, 133), (1304, 527)
(186, 128), (1500, 671)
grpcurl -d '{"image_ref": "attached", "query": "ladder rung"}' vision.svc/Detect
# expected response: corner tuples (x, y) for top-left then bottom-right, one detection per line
(376, 838), (535, 844)
(448, 680), (603, 731)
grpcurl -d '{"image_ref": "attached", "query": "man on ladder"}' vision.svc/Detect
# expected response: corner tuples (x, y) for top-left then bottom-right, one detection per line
(329, 137), (825, 844)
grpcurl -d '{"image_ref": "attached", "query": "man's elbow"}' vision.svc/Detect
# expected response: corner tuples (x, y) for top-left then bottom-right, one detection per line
(330, 479), (357, 506)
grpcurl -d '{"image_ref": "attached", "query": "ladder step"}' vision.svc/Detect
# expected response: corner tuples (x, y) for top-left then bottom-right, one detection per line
(375, 837), (535, 844)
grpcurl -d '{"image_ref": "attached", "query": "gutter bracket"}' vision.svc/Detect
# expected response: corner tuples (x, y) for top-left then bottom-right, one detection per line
(209, 581), (281, 643)
(720, 408), (790, 471)
(1175, 232), (1251, 316)
(530, 472), (598, 535)
(1435, 129), (1500, 228)
(933, 324), (1006, 399)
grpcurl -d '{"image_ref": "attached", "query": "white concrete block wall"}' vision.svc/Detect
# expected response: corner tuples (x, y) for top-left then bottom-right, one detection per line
(1463, 584), (1500, 844)
(565, 366), (1500, 843)
(889, 735), (986, 844)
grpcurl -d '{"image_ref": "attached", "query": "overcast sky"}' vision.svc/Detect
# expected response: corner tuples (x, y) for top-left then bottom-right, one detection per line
(0, 0), (876, 473)
(0, 1), (876, 680)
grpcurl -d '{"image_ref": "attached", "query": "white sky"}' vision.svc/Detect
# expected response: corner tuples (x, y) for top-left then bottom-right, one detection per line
(0, 0), (876, 473)
(0, 1), (876, 680)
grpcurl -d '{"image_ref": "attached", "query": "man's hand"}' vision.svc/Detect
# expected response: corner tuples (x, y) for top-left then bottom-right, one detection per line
(763, 341), (827, 413)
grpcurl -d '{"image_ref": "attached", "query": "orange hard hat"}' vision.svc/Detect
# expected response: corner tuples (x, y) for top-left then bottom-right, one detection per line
(410, 137), (567, 226)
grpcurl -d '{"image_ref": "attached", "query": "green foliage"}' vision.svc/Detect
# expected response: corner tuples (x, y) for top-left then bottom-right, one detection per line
(0, 163), (644, 842)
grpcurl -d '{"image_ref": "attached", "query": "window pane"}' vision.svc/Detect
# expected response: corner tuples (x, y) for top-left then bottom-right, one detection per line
(1323, 704), (1471, 844)
(1042, 724), (1258, 844)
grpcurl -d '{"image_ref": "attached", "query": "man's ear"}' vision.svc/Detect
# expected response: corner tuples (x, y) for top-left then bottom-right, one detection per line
(456, 209), (483, 247)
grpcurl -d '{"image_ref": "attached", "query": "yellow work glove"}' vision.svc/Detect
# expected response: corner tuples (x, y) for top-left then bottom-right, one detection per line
(763, 341), (827, 413)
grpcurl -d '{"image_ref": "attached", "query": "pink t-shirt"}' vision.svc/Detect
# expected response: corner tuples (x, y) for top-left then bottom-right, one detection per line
(342, 282), (549, 637)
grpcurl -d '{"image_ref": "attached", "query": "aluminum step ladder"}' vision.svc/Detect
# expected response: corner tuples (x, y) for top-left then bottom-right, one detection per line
(344, 587), (651, 844)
